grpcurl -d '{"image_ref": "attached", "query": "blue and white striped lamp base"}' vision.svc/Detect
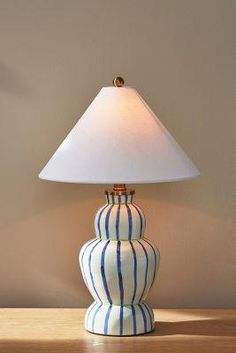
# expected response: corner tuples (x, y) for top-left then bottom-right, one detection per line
(79, 190), (160, 336)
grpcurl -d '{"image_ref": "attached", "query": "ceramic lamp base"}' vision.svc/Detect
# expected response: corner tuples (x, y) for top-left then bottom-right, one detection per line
(85, 302), (154, 336)
(79, 187), (160, 336)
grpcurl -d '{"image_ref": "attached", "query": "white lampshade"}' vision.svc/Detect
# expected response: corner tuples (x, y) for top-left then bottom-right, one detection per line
(39, 86), (199, 184)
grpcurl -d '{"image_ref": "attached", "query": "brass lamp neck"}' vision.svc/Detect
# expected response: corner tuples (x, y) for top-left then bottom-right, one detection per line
(105, 184), (135, 196)
(113, 184), (127, 192)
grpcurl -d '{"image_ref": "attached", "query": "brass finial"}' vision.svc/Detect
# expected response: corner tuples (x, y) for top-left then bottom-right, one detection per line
(113, 76), (124, 87)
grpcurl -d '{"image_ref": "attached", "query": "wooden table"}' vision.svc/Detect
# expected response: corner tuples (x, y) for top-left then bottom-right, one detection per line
(0, 309), (235, 353)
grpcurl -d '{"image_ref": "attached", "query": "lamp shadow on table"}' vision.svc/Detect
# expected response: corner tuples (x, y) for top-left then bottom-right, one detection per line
(149, 319), (236, 337)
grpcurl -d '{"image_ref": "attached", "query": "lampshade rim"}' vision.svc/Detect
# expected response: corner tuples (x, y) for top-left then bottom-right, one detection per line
(38, 171), (200, 185)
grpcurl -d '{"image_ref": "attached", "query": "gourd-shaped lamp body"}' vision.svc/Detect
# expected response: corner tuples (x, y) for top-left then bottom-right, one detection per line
(79, 192), (159, 335)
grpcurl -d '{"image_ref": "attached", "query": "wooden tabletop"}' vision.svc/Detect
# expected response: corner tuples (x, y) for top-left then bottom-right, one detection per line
(0, 309), (235, 353)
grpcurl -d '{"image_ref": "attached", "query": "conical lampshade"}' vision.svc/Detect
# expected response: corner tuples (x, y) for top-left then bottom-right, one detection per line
(39, 86), (199, 184)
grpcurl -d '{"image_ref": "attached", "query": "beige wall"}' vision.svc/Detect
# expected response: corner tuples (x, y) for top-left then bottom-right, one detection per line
(0, 0), (235, 308)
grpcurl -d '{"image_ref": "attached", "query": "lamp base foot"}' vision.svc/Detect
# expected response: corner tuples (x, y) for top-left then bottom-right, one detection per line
(85, 301), (154, 336)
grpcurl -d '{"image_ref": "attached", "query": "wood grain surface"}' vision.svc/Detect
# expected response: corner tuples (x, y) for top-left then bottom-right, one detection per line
(0, 309), (235, 353)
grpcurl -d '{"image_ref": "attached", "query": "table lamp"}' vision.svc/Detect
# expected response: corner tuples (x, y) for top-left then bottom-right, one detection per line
(39, 77), (199, 336)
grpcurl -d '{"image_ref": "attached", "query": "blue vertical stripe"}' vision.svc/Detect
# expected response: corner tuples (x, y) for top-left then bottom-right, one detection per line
(137, 241), (149, 302)
(81, 238), (97, 287)
(125, 195), (132, 240)
(89, 240), (102, 302)
(105, 205), (114, 239)
(115, 195), (121, 240)
(132, 204), (143, 237)
(143, 239), (157, 287)
(130, 241), (137, 335)
(92, 302), (103, 332)
(101, 241), (112, 304)
(104, 304), (112, 335)
(97, 204), (109, 238)
(129, 241), (137, 304)
(117, 240), (124, 335)
(131, 305), (137, 335)
(138, 304), (147, 332)
(143, 302), (153, 331)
